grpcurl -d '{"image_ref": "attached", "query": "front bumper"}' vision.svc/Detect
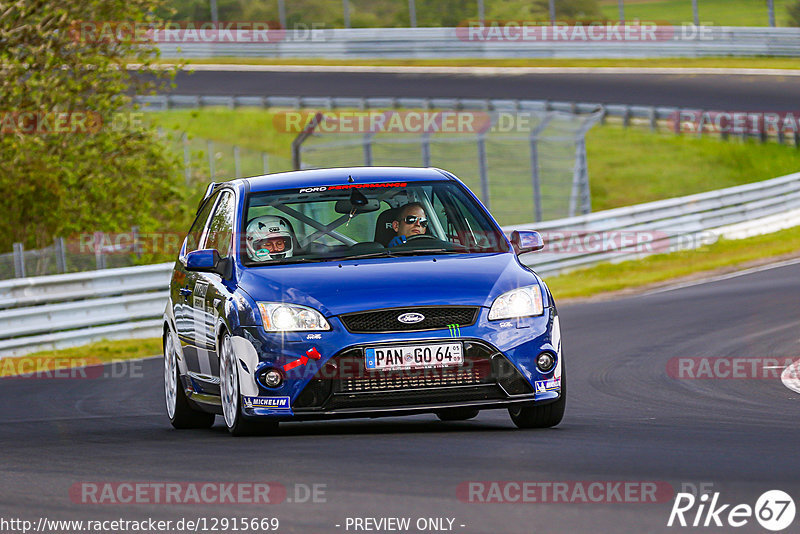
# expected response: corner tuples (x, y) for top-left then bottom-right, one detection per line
(233, 306), (562, 420)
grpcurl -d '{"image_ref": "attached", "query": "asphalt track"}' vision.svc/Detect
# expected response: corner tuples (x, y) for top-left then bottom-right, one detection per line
(167, 69), (800, 110)
(2, 260), (799, 533)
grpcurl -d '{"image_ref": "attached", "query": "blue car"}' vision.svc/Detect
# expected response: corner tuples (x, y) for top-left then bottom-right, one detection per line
(163, 167), (564, 435)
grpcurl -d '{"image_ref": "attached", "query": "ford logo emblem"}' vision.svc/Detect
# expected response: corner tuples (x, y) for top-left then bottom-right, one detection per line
(397, 312), (425, 324)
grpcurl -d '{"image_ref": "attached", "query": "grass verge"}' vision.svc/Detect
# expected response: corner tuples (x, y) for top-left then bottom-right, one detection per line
(598, 0), (795, 28)
(158, 57), (800, 70)
(545, 225), (800, 299)
(0, 338), (161, 377)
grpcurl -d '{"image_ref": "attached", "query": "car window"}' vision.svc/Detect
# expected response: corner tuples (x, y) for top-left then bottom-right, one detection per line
(203, 191), (236, 257)
(242, 181), (508, 265)
(185, 192), (219, 254)
(432, 187), (494, 249)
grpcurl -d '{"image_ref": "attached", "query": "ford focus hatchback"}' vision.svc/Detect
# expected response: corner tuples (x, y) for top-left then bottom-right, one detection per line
(164, 167), (564, 435)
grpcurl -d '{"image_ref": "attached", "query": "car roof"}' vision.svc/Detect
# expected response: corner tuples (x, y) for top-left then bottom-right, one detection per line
(243, 166), (453, 193)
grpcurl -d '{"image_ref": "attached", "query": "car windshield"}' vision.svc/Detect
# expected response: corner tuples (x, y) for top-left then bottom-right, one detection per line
(241, 180), (509, 265)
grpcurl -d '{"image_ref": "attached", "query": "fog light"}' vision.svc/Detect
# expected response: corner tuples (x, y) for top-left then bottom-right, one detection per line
(536, 353), (555, 372)
(261, 369), (283, 388)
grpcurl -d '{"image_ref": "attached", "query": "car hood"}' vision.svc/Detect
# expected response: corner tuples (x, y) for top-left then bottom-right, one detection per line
(237, 252), (539, 316)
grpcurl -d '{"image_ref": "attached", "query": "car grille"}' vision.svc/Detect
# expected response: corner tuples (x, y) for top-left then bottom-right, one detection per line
(339, 306), (479, 333)
(292, 340), (533, 411)
(340, 358), (491, 393)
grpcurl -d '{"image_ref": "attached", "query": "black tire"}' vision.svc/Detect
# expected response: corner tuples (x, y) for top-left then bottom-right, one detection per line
(164, 333), (215, 429)
(508, 367), (566, 429)
(219, 331), (279, 437)
(435, 408), (480, 421)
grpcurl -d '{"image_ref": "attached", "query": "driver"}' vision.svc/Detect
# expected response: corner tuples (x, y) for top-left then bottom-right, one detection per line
(245, 215), (294, 261)
(388, 202), (428, 247)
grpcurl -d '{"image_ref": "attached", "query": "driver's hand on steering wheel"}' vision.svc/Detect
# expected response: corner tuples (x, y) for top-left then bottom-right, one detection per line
(388, 235), (407, 248)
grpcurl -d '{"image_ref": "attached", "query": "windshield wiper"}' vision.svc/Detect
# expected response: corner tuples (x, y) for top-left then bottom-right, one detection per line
(327, 251), (398, 261)
(389, 248), (465, 255)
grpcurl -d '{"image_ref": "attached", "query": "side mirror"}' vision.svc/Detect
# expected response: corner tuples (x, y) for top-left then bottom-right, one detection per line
(510, 230), (544, 255)
(186, 249), (231, 278)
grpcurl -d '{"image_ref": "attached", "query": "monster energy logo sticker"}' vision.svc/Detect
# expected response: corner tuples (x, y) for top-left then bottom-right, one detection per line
(447, 324), (461, 337)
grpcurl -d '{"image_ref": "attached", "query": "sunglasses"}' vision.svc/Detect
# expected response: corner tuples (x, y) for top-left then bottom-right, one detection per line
(403, 215), (428, 228)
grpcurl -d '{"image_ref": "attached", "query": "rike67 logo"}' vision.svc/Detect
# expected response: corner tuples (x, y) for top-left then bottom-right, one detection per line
(668, 490), (795, 531)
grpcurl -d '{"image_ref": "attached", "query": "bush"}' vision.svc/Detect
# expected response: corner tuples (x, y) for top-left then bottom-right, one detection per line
(789, 0), (800, 26)
(0, 1), (187, 252)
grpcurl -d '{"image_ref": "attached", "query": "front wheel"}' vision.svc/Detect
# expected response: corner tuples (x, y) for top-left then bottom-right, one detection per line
(219, 332), (278, 436)
(164, 333), (215, 429)
(508, 368), (566, 429)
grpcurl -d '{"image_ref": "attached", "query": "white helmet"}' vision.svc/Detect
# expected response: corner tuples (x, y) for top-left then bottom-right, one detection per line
(245, 215), (294, 261)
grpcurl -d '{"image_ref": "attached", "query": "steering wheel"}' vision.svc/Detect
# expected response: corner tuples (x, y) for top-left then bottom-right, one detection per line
(406, 234), (437, 241)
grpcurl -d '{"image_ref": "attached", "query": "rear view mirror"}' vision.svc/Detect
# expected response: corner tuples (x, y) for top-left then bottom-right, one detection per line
(510, 230), (544, 255)
(334, 198), (380, 214)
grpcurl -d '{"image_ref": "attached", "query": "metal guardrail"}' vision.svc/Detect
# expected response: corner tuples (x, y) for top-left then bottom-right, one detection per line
(154, 26), (800, 58)
(509, 172), (800, 275)
(135, 94), (800, 146)
(1, 171), (799, 357)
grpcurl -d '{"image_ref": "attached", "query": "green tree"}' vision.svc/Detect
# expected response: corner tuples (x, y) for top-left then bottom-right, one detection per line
(0, 0), (186, 252)
(789, 0), (800, 26)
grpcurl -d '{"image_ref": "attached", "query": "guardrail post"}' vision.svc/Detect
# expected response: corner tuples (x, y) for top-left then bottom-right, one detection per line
(363, 132), (374, 166)
(291, 112), (324, 170)
(421, 132), (431, 167)
(278, 0), (286, 28)
(477, 132), (490, 209)
(648, 107), (657, 131)
(94, 232), (106, 270)
(529, 115), (551, 223)
(768, 0), (776, 27)
(12, 242), (25, 278)
(623, 105), (631, 128)
(182, 132), (191, 185)
(54, 237), (67, 273)
(234, 145), (241, 178)
(132, 226), (142, 258)
(207, 140), (215, 179)
(794, 131), (799, 149)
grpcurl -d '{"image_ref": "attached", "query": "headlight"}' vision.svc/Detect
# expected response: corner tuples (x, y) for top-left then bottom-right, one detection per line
(257, 302), (331, 332)
(488, 285), (544, 320)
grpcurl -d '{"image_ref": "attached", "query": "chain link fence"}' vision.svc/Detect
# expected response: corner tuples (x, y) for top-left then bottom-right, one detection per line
(0, 231), (148, 281)
(158, 130), (295, 185)
(295, 109), (602, 226)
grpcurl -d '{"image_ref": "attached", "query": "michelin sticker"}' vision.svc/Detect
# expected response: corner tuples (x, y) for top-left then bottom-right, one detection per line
(534, 377), (561, 393)
(242, 396), (291, 410)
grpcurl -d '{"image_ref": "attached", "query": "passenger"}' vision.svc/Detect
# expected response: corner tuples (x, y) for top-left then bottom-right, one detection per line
(245, 215), (294, 260)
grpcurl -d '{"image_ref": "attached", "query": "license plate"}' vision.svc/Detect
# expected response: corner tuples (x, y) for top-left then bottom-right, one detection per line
(364, 343), (463, 371)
